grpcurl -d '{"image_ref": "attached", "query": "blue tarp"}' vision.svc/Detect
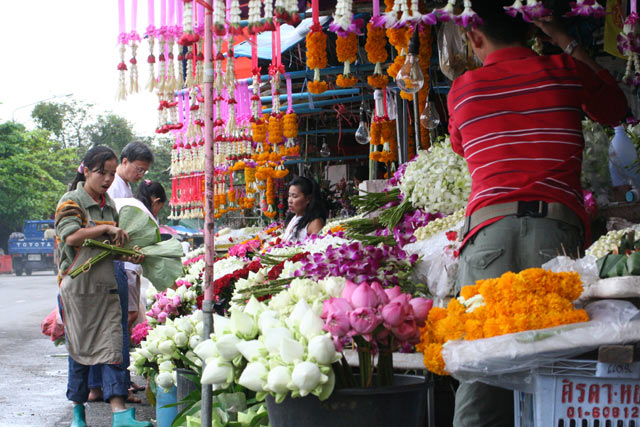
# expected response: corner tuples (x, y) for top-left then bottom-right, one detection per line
(234, 16), (330, 60)
(168, 225), (202, 236)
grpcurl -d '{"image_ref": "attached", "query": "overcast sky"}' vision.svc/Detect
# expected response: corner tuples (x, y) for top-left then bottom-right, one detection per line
(0, 1), (158, 136)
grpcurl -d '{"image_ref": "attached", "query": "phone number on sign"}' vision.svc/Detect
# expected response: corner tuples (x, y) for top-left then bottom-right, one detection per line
(566, 406), (639, 419)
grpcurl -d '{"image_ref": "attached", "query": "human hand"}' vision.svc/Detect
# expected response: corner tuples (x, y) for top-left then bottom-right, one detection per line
(533, 16), (573, 49)
(107, 226), (130, 247)
(121, 253), (144, 264)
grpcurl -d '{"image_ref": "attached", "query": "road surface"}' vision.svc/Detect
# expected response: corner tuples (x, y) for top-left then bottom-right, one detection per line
(0, 271), (154, 427)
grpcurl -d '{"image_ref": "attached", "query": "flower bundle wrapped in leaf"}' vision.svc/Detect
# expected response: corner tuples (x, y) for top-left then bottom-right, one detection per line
(416, 268), (588, 376)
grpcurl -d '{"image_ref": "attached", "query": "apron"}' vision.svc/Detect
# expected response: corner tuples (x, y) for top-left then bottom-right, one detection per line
(60, 241), (122, 365)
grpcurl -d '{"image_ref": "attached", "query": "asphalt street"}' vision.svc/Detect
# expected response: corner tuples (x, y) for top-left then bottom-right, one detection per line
(0, 271), (155, 427)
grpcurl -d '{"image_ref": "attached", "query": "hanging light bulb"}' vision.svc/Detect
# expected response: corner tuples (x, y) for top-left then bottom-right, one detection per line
(420, 96), (440, 130)
(355, 106), (370, 145)
(396, 30), (424, 94)
(320, 141), (331, 157)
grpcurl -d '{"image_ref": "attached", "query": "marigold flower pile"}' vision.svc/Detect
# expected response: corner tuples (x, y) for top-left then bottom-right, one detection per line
(417, 268), (589, 376)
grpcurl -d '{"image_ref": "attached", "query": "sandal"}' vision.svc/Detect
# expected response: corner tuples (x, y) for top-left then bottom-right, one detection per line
(129, 382), (146, 393)
(126, 393), (142, 404)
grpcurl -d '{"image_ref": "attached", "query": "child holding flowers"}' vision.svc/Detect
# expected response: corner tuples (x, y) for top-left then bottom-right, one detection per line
(55, 146), (151, 427)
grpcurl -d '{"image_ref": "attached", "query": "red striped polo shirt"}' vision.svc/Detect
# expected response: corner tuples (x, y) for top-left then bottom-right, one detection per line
(448, 47), (627, 245)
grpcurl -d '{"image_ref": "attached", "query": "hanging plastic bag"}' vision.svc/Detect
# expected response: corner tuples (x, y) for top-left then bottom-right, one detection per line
(438, 22), (475, 81)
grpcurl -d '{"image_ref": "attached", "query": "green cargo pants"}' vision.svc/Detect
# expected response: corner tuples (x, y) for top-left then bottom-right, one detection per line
(453, 215), (583, 427)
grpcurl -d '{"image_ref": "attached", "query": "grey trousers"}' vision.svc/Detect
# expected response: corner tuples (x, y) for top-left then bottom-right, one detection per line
(453, 215), (583, 427)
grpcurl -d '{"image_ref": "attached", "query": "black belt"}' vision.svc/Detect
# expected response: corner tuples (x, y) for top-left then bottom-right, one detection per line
(461, 201), (583, 239)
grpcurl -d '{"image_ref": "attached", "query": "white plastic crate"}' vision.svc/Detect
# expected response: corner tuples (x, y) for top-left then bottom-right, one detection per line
(514, 359), (640, 427)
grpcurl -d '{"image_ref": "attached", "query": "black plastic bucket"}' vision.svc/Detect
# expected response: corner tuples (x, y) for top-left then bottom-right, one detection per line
(176, 368), (198, 414)
(265, 374), (428, 427)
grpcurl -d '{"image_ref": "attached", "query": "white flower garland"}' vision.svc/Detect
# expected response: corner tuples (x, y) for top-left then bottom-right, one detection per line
(333, 0), (354, 31)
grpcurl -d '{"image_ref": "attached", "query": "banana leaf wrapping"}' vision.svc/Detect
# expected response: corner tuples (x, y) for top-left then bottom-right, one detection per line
(70, 206), (183, 291)
(117, 206), (184, 290)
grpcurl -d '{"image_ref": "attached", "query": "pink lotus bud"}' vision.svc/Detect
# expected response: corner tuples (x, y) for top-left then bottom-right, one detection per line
(384, 286), (403, 301)
(348, 307), (382, 335)
(341, 279), (358, 302)
(324, 311), (351, 337)
(392, 319), (418, 342)
(157, 312), (168, 323)
(390, 293), (411, 307)
(351, 283), (379, 308)
(370, 281), (389, 305)
(165, 304), (176, 314)
(321, 297), (353, 319)
(157, 296), (170, 308)
(150, 306), (162, 316)
(381, 301), (407, 327)
(172, 295), (181, 305)
(409, 298), (433, 324)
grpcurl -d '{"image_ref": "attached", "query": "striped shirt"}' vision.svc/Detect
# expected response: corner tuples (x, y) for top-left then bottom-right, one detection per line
(448, 47), (627, 244)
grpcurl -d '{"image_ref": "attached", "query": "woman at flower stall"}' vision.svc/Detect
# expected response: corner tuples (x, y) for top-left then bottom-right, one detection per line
(447, 1), (627, 426)
(282, 176), (328, 242)
(54, 146), (152, 427)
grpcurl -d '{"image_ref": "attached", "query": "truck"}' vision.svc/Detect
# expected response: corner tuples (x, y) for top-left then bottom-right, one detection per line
(8, 220), (56, 276)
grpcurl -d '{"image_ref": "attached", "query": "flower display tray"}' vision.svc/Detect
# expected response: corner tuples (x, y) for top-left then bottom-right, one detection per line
(265, 374), (428, 427)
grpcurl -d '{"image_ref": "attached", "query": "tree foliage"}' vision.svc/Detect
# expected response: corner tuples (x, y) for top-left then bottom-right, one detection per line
(31, 100), (94, 149)
(87, 114), (135, 154)
(0, 122), (75, 249)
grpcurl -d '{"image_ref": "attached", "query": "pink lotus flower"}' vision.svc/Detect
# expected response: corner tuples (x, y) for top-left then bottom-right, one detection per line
(348, 307), (382, 335)
(381, 301), (408, 327)
(321, 297), (353, 318)
(341, 279), (358, 302)
(350, 283), (379, 308)
(157, 312), (168, 323)
(392, 318), (418, 342)
(409, 298), (433, 324)
(384, 286), (403, 301)
(370, 282), (389, 305)
(324, 311), (351, 337)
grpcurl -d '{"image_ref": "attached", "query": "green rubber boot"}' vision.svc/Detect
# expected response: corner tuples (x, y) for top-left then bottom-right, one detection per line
(70, 404), (87, 427)
(112, 408), (153, 427)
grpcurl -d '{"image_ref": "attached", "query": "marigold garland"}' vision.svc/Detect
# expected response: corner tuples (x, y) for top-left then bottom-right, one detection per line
(268, 114), (283, 145)
(252, 119), (267, 144)
(306, 25), (328, 94)
(368, 74), (389, 89)
(336, 33), (359, 88)
(416, 268), (589, 376)
(283, 113), (298, 138)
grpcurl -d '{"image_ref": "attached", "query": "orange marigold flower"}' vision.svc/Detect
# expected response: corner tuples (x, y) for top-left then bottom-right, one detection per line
(387, 54), (405, 79)
(365, 24), (388, 64)
(306, 30), (328, 70)
(336, 74), (358, 88)
(336, 33), (358, 63)
(308, 80), (328, 94)
(368, 74), (389, 89)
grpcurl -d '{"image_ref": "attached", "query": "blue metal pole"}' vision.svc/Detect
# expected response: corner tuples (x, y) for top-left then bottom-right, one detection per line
(261, 88), (360, 103)
(262, 94), (373, 115)
(284, 154), (368, 165)
(241, 64), (377, 85)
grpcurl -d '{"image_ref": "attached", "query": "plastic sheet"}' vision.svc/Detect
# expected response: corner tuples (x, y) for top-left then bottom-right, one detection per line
(542, 255), (599, 289)
(404, 219), (464, 304)
(441, 300), (640, 392)
(578, 275), (640, 303)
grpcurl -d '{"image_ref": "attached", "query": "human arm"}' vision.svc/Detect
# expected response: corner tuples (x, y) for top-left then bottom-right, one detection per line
(306, 218), (324, 235)
(533, 17), (601, 73)
(447, 86), (464, 157)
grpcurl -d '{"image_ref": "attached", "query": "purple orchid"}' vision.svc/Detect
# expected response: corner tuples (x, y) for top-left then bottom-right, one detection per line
(565, 0), (606, 18)
(370, 15), (387, 29)
(434, 0), (456, 22)
(421, 13), (438, 26)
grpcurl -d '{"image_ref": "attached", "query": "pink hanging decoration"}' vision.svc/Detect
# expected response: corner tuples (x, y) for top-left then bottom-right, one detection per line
(117, 0), (128, 100)
(145, 0), (157, 92)
(128, 0), (141, 93)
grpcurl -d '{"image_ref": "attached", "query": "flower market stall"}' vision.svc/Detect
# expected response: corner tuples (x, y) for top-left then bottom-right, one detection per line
(112, 0), (640, 426)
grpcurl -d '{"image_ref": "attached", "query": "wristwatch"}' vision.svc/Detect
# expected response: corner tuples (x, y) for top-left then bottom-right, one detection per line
(564, 39), (579, 55)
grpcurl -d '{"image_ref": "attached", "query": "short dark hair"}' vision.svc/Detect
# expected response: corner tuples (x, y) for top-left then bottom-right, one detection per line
(121, 140), (154, 163)
(472, 0), (532, 46)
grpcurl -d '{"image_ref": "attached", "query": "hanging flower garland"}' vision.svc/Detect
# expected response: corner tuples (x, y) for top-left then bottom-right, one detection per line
(336, 32), (360, 87)
(565, 0), (606, 17)
(619, 11), (640, 86)
(366, 0), (389, 91)
(228, 0), (244, 35)
(116, 0), (129, 101)
(418, 27), (432, 150)
(306, 0), (328, 94)
(262, 0), (276, 32)
(247, 0), (262, 34)
(127, 0), (141, 95)
(504, 0), (551, 23)
(145, 0), (157, 92)
(214, 0), (226, 36)
(454, 0), (483, 28)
